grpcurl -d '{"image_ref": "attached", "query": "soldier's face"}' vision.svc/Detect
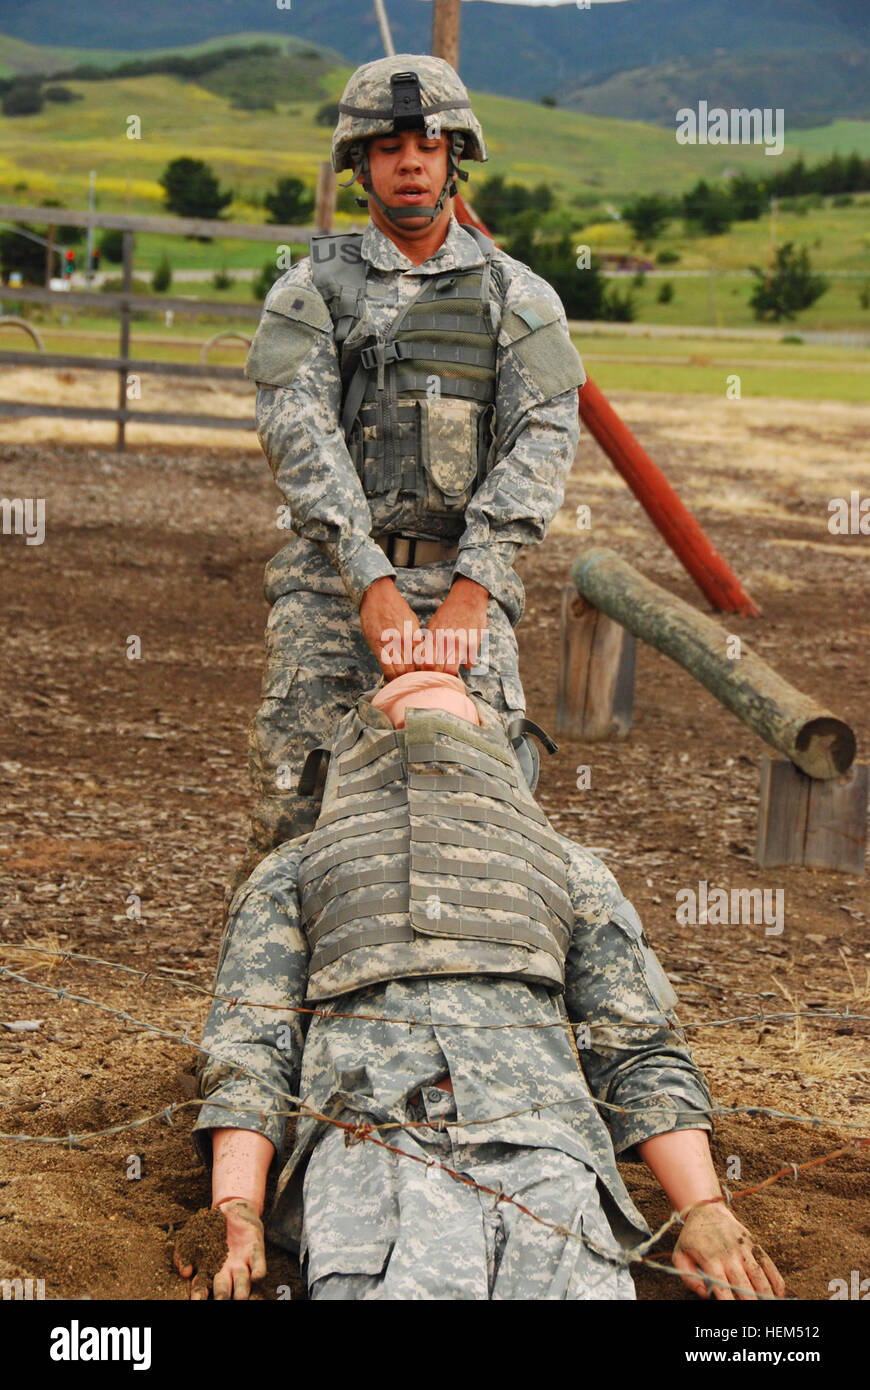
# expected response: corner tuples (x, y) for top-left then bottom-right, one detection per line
(362, 130), (451, 231)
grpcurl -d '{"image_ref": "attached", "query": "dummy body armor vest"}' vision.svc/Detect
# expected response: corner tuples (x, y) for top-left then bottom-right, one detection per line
(309, 224), (505, 542)
(297, 701), (574, 1001)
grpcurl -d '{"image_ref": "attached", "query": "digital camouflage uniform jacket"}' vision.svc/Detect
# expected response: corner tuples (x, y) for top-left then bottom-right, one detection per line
(246, 212), (585, 626)
(194, 835), (714, 1255)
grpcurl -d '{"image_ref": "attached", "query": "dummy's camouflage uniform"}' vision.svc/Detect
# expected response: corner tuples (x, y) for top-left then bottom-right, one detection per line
(243, 211), (584, 858)
(194, 831), (713, 1300)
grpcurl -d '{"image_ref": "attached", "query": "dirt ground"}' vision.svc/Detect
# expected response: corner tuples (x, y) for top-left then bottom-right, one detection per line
(0, 379), (868, 1301)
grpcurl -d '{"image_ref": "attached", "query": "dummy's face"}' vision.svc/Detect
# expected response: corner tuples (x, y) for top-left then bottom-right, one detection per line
(361, 129), (451, 229)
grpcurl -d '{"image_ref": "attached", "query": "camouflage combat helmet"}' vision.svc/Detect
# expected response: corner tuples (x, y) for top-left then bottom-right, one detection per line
(332, 53), (488, 226)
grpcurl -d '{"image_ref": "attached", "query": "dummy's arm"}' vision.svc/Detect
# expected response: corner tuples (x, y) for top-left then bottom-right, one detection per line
(638, 1128), (785, 1300)
(178, 850), (310, 1299)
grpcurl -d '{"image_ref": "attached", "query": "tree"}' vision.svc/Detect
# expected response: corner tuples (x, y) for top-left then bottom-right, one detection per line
(315, 101), (340, 127)
(728, 174), (765, 221)
(474, 176), (551, 234)
(159, 158), (232, 221)
(0, 225), (48, 283)
(622, 194), (671, 243)
(43, 85), (81, 103)
(749, 243), (828, 322)
(508, 218), (606, 319)
(253, 260), (283, 301)
(152, 253), (172, 293)
(602, 286), (636, 322)
(2, 81), (43, 116)
(99, 228), (125, 264)
(682, 179), (733, 235)
(264, 177), (315, 225)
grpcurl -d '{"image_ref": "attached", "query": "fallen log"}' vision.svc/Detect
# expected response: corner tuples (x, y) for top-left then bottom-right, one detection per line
(570, 546), (856, 779)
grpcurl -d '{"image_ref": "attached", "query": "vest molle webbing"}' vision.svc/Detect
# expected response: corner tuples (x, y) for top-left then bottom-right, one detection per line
(310, 227), (502, 541)
(297, 702), (573, 1001)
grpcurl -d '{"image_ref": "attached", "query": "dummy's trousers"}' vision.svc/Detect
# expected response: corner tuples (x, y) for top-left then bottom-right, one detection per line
(302, 1089), (636, 1302)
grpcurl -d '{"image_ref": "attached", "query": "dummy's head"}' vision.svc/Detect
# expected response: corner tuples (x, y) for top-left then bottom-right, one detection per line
(370, 671), (480, 729)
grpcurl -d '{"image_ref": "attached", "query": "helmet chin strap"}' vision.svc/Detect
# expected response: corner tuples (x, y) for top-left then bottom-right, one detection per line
(341, 132), (469, 227)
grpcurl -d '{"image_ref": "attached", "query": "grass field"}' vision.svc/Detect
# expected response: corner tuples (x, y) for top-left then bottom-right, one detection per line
(0, 37), (868, 339)
(1, 303), (867, 401)
(570, 332), (870, 402)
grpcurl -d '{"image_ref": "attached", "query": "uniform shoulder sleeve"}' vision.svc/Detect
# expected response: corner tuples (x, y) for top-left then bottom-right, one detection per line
(495, 253), (586, 400)
(245, 258), (335, 389)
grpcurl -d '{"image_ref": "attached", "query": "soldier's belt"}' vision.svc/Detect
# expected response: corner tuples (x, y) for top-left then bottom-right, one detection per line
(374, 534), (459, 567)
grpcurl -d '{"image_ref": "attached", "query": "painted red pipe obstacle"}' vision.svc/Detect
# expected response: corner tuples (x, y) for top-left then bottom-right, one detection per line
(454, 193), (760, 618)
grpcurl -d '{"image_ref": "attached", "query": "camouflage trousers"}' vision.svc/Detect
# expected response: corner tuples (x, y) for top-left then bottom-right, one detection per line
(237, 558), (526, 895)
(302, 1088), (636, 1301)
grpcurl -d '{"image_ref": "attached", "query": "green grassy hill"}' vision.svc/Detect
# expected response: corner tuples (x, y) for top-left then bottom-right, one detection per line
(0, 36), (868, 334)
(2, 42), (869, 215)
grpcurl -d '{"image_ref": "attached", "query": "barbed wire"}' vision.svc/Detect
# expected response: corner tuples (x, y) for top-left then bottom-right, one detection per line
(3, 967), (861, 1301)
(3, 943), (867, 1035)
(2, 962), (868, 1137)
(2, 960), (868, 1300)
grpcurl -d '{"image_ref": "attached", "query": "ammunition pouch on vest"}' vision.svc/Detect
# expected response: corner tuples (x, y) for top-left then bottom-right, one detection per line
(309, 225), (502, 542)
(297, 699), (574, 1001)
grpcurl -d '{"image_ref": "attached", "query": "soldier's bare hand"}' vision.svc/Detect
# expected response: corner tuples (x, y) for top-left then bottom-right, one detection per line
(359, 577), (425, 679)
(673, 1203), (785, 1300)
(426, 577), (490, 675)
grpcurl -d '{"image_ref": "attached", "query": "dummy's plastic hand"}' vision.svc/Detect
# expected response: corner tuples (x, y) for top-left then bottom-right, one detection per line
(425, 577), (490, 675)
(172, 1200), (266, 1301)
(672, 1202), (785, 1301)
(359, 577), (426, 680)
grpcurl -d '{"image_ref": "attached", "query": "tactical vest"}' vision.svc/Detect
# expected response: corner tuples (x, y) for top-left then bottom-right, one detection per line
(309, 225), (503, 542)
(297, 700), (574, 1002)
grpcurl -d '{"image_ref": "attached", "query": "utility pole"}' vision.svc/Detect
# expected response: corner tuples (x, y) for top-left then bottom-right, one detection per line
(373, 0), (395, 57)
(316, 160), (337, 233)
(431, 0), (461, 71)
(85, 169), (96, 287)
(766, 195), (778, 288)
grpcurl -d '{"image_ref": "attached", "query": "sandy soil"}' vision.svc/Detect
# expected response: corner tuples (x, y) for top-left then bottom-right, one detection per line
(0, 377), (868, 1301)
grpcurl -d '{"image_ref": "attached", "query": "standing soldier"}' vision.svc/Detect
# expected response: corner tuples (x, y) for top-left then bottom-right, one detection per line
(237, 53), (586, 893)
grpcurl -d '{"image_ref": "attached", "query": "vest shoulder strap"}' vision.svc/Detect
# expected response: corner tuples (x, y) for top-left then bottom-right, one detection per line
(457, 221), (495, 260)
(309, 232), (368, 339)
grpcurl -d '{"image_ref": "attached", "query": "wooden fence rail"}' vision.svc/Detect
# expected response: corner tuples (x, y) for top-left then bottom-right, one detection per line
(0, 205), (308, 446)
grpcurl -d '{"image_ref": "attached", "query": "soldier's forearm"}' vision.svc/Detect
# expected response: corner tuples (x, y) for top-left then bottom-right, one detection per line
(255, 385), (395, 605)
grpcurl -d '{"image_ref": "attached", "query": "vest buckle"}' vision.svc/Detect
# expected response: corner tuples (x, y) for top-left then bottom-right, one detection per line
(359, 341), (409, 372)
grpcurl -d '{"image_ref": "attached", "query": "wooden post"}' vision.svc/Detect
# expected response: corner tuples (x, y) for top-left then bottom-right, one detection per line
(571, 546), (855, 779)
(756, 756), (868, 875)
(315, 162), (336, 233)
(556, 585), (635, 741)
(44, 224), (55, 288)
(432, 0), (461, 70)
(117, 229), (134, 452)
